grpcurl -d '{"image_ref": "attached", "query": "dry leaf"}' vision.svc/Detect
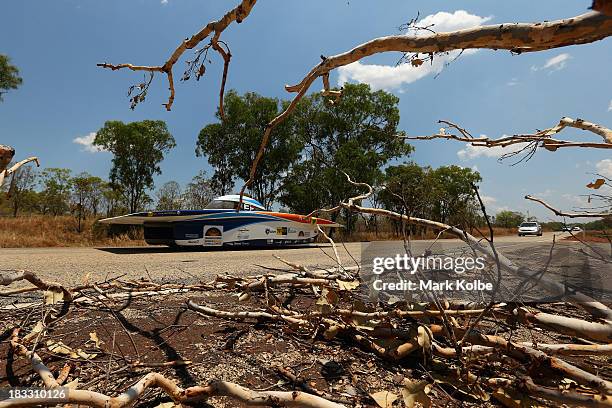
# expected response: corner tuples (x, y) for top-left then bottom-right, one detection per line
(155, 402), (179, 408)
(323, 325), (340, 340)
(492, 387), (537, 408)
(316, 288), (339, 313)
(587, 178), (605, 189)
(44, 289), (64, 305)
(417, 326), (433, 357)
(74, 349), (97, 360)
(46, 340), (73, 355)
(370, 390), (398, 408)
(402, 379), (432, 408)
(30, 321), (45, 335)
(81, 272), (91, 285)
(336, 279), (360, 291)
(46, 341), (97, 360)
(89, 332), (102, 348)
(432, 373), (489, 402)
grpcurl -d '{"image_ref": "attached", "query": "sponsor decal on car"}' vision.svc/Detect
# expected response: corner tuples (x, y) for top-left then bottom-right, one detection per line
(203, 225), (223, 246)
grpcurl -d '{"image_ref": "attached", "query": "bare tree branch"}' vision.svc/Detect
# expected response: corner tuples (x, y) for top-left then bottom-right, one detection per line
(97, 0), (257, 111)
(592, 0), (612, 16)
(406, 117), (612, 153)
(240, 11), (612, 202)
(328, 173), (612, 321)
(525, 194), (611, 218)
(0, 156), (40, 188)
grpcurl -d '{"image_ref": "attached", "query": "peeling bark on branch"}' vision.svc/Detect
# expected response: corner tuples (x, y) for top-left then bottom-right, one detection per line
(592, 0), (612, 16)
(285, 12), (612, 95)
(521, 377), (612, 408)
(514, 307), (612, 343)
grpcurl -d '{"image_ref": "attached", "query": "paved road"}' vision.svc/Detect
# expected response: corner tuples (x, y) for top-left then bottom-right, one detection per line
(0, 232), (570, 286)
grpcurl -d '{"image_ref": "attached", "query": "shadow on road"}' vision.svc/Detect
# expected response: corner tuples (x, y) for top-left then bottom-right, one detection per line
(95, 244), (328, 255)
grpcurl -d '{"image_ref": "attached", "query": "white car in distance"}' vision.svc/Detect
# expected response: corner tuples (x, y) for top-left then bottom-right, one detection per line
(518, 222), (543, 237)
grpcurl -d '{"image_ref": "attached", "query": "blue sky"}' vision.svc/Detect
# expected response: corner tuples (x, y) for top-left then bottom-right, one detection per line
(1, 0), (610, 221)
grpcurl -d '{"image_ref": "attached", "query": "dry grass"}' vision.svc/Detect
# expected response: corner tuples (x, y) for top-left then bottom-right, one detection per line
(0, 215), (144, 248)
(336, 226), (518, 242)
(563, 230), (612, 243)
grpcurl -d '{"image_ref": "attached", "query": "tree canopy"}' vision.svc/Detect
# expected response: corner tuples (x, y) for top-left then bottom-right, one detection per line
(196, 90), (302, 209)
(39, 168), (72, 216)
(182, 170), (215, 210)
(0, 55), (22, 101)
(94, 120), (175, 213)
(495, 210), (526, 228)
(155, 181), (183, 210)
(280, 83), (412, 220)
(379, 163), (482, 231)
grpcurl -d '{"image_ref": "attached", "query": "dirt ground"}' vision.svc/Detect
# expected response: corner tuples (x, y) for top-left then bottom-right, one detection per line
(2, 287), (610, 407)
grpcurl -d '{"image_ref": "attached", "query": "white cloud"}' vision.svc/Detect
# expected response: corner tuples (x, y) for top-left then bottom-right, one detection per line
(337, 61), (437, 91)
(337, 10), (492, 91)
(531, 53), (571, 72)
(73, 132), (106, 153)
(596, 159), (612, 178)
(480, 195), (497, 206)
(161, 0), (168, 4)
(534, 189), (554, 198)
(561, 193), (589, 208)
(608, 99), (612, 111)
(479, 194), (510, 214)
(417, 10), (493, 32)
(457, 138), (528, 160)
(506, 78), (519, 86)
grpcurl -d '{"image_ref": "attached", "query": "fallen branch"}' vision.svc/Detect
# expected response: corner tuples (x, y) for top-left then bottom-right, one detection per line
(0, 270), (72, 301)
(514, 307), (612, 343)
(331, 174), (612, 321)
(465, 331), (612, 394)
(6, 334), (346, 408)
(187, 299), (309, 326)
(521, 377), (612, 408)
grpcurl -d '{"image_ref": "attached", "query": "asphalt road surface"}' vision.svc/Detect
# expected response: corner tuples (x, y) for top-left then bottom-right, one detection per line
(0, 232), (573, 287)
